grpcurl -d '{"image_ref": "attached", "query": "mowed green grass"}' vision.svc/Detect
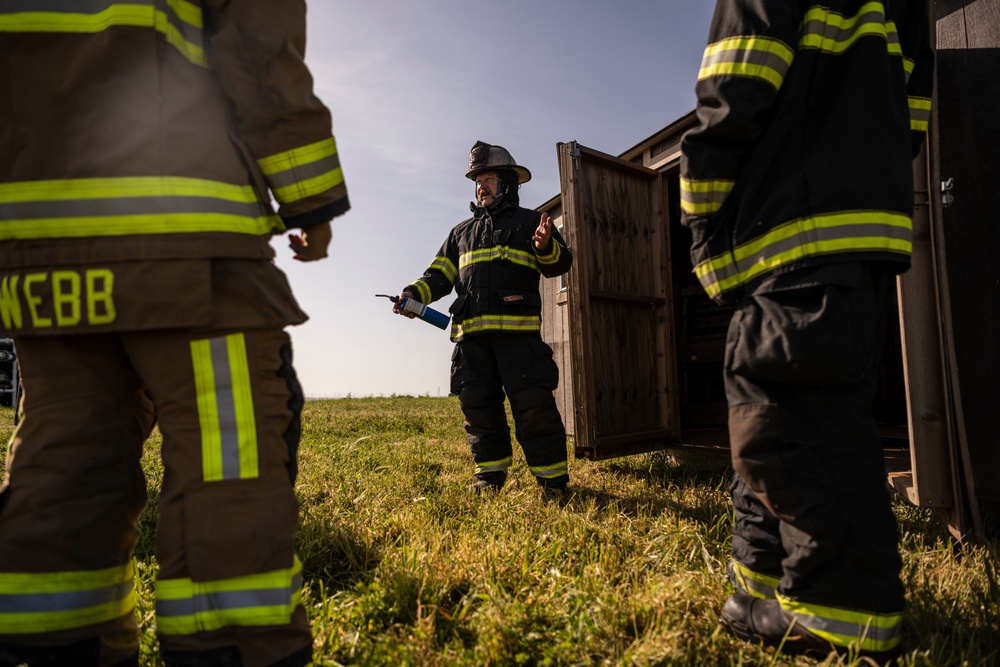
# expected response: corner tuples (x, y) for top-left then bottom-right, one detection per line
(1, 397), (998, 666)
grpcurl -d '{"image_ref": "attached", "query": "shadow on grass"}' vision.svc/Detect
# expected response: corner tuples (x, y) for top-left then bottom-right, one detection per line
(296, 516), (383, 591)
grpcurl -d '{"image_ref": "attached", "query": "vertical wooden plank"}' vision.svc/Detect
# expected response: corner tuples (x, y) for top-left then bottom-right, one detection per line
(897, 144), (954, 510)
(557, 142), (598, 453)
(539, 205), (575, 437)
(935, 0), (1000, 509)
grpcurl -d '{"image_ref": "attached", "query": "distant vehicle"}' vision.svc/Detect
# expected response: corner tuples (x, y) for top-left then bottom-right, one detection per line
(0, 338), (19, 409)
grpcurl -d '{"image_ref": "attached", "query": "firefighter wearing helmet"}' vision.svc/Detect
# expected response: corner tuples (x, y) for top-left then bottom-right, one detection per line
(393, 141), (573, 495)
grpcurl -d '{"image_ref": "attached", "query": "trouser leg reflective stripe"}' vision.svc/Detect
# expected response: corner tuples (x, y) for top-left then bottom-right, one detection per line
(778, 595), (903, 652)
(729, 474), (783, 599)
(122, 328), (311, 666)
(155, 556), (304, 635)
(0, 335), (145, 654)
(453, 337), (513, 475)
(728, 559), (780, 600)
(724, 265), (904, 625)
(496, 335), (568, 483)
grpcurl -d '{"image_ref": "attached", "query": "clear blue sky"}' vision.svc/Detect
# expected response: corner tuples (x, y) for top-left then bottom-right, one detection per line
(272, 1), (717, 397)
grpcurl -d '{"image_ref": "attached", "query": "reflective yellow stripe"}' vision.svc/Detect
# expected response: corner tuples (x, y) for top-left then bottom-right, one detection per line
(452, 314), (541, 339)
(699, 36), (795, 89)
(0, 562), (135, 634)
(535, 241), (562, 265)
(799, 2), (899, 57)
(909, 96), (932, 132)
(778, 593), (902, 652)
(156, 557), (302, 635)
(730, 561), (780, 599)
(460, 246), (539, 272)
(680, 177), (735, 216)
(257, 138), (345, 205)
(474, 457), (513, 474)
(411, 280), (432, 305)
(190, 334), (259, 482)
(694, 210), (911, 299)
(529, 461), (568, 479)
(0, 177), (281, 241)
(428, 256), (458, 284)
(0, 0), (207, 67)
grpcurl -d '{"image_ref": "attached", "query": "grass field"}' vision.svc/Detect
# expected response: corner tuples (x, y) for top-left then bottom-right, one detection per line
(1, 396), (998, 666)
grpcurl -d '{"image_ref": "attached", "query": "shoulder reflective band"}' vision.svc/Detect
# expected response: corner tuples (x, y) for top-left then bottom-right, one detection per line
(452, 314), (541, 339)
(680, 177), (735, 216)
(909, 96), (932, 132)
(0, 0), (207, 67)
(156, 556), (303, 635)
(257, 138), (345, 206)
(799, 2), (900, 57)
(191, 333), (260, 482)
(778, 594), (902, 652)
(694, 210), (912, 299)
(474, 457), (513, 475)
(529, 460), (568, 480)
(698, 36), (795, 90)
(460, 246), (540, 273)
(0, 561), (135, 634)
(0, 177), (282, 241)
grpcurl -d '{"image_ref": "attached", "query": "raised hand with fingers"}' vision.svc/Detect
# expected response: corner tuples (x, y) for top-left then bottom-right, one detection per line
(533, 212), (553, 252)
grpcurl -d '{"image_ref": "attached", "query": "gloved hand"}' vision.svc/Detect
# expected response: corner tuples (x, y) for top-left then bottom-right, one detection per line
(288, 221), (331, 261)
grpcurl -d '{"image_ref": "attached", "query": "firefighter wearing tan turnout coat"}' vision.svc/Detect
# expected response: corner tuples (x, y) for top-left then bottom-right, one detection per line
(0, 3), (347, 666)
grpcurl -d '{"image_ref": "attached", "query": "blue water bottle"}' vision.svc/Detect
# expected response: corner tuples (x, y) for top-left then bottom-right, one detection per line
(377, 294), (450, 330)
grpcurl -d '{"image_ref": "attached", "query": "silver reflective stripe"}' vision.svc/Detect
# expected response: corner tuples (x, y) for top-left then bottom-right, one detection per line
(263, 154), (341, 192)
(788, 609), (901, 644)
(428, 257), (458, 284)
(799, 4), (902, 60)
(1, 0), (203, 51)
(698, 220), (912, 292)
(680, 186), (731, 213)
(530, 462), (568, 479)
(2, 0), (149, 14)
(156, 573), (302, 618)
(700, 46), (791, 81)
(0, 196), (265, 221)
(0, 579), (134, 613)
(475, 459), (512, 474)
(209, 337), (242, 481)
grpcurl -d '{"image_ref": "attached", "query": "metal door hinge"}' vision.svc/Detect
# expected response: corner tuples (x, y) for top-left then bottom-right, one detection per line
(941, 178), (955, 208)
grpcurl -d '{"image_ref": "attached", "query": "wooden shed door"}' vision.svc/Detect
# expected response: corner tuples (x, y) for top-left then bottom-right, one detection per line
(557, 141), (679, 460)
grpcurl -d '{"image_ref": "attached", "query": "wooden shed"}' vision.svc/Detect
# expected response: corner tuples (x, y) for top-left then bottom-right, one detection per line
(538, 0), (998, 542)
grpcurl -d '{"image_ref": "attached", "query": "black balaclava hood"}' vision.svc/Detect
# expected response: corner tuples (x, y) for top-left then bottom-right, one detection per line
(482, 169), (519, 214)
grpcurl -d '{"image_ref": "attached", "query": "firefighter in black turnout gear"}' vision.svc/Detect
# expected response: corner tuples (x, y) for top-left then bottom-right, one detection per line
(680, 0), (934, 660)
(394, 142), (573, 494)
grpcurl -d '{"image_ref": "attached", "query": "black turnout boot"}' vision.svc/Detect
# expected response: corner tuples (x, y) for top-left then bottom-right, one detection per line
(471, 470), (506, 494)
(538, 475), (569, 501)
(721, 593), (907, 663)
(720, 593), (833, 658)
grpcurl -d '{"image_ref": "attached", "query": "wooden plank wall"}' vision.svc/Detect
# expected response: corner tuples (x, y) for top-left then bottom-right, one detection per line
(935, 0), (1000, 503)
(539, 205), (575, 436)
(573, 158), (669, 441)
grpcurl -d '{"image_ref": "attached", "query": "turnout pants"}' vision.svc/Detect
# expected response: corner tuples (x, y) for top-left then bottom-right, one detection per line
(0, 328), (311, 667)
(451, 333), (568, 486)
(724, 263), (905, 652)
